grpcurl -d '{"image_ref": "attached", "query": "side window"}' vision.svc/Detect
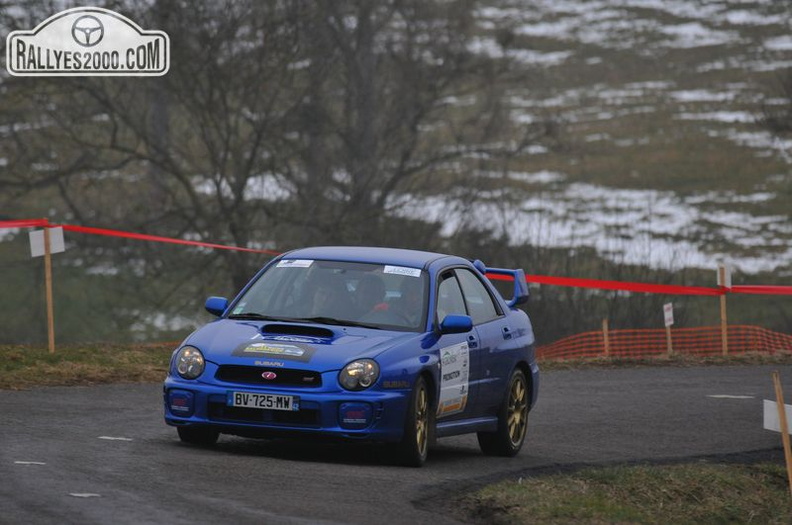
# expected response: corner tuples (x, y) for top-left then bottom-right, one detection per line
(455, 269), (500, 324)
(436, 272), (466, 322)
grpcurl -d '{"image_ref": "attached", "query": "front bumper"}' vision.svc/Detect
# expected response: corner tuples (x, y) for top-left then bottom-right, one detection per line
(163, 377), (411, 443)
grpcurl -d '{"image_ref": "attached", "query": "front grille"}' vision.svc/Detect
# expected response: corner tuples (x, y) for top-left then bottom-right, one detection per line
(216, 365), (322, 387)
(208, 403), (320, 426)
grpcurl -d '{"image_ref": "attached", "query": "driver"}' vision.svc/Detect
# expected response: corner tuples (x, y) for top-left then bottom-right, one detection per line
(391, 277), (423, 327)
(309, 280), (345, 318)
(353, 274), (387, 318)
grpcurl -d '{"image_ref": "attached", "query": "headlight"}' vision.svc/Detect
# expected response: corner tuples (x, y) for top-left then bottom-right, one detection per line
(175, 346), (205, 380)
(339, 359), (379, 391)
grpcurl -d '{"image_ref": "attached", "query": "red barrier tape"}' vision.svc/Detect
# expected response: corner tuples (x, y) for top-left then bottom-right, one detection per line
(730, 285), (792, 296)
(525, 274), (725, 296)
(2, 219), (790, 295)
(485, 272), (725, 296)
(0, 219), (280, 255)
(494, 273), (792, 296)
(0, 219), (50, 228)
(489, 274), (792, 296)
(59, 224), (282, 255)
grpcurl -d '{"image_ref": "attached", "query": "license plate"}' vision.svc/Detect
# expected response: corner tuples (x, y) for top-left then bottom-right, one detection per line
(227, 391), (299, 411)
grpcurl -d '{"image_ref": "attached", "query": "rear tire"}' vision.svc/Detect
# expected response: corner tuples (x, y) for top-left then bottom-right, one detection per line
(478, 369), (529, 457)
(395, 376), (432, 467)
(177, 426), (219, 446)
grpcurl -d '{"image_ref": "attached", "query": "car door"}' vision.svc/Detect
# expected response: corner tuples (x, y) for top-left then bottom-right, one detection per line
(453, 268), (513, 417)
(434, 269), (480, 421)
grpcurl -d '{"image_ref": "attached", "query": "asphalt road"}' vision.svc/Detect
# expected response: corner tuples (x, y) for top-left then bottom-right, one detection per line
(1, 365), (789, 525)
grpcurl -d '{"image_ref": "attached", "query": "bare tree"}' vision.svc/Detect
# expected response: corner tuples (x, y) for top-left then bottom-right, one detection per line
(1, 0), (550, 293)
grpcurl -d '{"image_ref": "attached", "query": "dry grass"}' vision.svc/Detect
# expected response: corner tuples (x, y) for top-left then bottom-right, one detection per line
(0, 343), (174, 390)
(462, 463), (792, 524)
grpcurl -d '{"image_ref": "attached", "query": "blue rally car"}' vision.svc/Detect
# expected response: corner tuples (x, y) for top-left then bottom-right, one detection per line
(164, 246), (539, 466)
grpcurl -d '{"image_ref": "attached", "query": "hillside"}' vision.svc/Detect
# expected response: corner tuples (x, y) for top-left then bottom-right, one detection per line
(399, 0), (791, 277)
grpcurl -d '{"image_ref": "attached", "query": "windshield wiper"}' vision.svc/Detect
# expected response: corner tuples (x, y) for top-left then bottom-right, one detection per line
(228, 313), (382, 330)
(298, 316), (383, 330)
(227, 312), (286, 321)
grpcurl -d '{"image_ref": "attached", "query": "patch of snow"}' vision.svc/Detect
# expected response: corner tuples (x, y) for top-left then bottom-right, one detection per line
(0, 227), (20, 242)
(669, 90), (736, 103)
(724, 130), (792, 155)
(515, 19), (579, 40)
(658, 22), (740, 49)
(194, 173), (294, 202)
(478, 170), (566, 184)
(764, 36), (792, 51)
(676, 111), (756, 123)
(685, 191), (776, 205)
(467, 37), (573, 66)
(390, 181), (789, 274)
(724, 10), (786, 26)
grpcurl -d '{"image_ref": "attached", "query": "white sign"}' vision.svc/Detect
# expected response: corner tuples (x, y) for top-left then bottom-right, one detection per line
(7, 7), (169, 76)
(437, 341), (469, 417)
(663, 303), (674, 327)
(29, 227), (65, 258)
(276, 259), (313, 268)
(717, 264), (732, 289)
(383, 265), (422, 278)
(763, 399), (792, 433)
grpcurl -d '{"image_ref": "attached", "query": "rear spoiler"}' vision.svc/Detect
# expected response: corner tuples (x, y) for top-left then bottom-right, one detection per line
(472, 260), (529, 308)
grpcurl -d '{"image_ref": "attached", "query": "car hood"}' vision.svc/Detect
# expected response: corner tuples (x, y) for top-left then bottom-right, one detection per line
(185, 319), (422, 372)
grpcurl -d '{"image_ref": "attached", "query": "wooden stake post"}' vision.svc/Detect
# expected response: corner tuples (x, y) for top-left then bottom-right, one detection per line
(665, 326), (673, 357)
(30, 225), (61, 354)
(772, 371), (792, 497)
(602, 318), (610, 356)
(44, 227), (55, 354)
(718, 265), (729, 355)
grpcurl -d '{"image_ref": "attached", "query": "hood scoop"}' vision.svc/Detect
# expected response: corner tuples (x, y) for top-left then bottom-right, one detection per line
(262, 324), (334, 339)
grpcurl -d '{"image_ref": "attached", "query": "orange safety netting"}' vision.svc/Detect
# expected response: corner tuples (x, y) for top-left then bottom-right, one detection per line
(537, 325), (792, 360)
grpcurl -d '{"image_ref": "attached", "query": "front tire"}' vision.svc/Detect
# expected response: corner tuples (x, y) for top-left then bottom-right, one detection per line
(478, 369), (529, 457)
(177, 426), (219, 446)
(395, 376), (432, 467)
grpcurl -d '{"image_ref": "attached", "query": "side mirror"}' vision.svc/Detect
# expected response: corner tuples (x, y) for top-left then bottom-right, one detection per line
(439, 314), (473, 335)
(204, 296), (229, 317)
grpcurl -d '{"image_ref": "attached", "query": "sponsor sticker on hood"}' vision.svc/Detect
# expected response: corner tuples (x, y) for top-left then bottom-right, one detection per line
(232, 342), (315, 363)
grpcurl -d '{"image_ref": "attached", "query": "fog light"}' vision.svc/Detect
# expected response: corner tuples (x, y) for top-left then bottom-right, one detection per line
(168, 389), (195, 417)
(339, 402), (372, 430)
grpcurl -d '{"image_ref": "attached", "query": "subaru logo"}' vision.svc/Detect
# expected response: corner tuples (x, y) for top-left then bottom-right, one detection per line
(261, 371), (277, 380)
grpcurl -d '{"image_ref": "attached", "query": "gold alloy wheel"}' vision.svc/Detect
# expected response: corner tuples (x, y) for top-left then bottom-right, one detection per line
(415, 384), (428, 454)
(507, 375), (528, 446)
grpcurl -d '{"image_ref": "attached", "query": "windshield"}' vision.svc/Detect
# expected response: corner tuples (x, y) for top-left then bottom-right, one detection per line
(229, 259), (428, 332)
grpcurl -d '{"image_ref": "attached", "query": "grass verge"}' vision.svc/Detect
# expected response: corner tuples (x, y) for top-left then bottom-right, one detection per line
(460, 462), (792, 524)
(0, 343), (174, 390)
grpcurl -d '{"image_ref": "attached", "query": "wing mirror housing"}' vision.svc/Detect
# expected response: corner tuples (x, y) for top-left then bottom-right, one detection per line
(204, 296), (229, 317)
